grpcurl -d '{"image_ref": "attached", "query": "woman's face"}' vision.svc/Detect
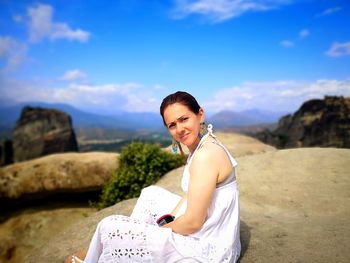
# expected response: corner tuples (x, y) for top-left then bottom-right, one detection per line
(163, 102), (204, 153)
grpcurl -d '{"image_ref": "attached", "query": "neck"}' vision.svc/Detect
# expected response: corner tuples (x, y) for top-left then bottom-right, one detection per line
(187, 136), (202, 154)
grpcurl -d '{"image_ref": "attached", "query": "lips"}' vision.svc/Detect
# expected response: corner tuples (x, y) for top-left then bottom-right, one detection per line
(179, 133), (190, 142)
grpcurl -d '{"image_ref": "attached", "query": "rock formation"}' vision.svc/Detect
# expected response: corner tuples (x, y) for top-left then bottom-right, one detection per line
(12, 106), (78, 162)
(0, 152), (118, 203)
(256, 96), (350, 148)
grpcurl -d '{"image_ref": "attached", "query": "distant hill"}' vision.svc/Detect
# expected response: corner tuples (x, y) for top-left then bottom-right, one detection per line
(208, 109), (287, 128)
(1, 103), (286, 132)
(0, 103), (173, 153)
(0, 102), (287, 143)
(0, 102), (165, 138)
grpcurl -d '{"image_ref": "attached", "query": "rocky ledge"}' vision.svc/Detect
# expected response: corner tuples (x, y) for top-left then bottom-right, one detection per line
(0, 152), (118, 203)
(21, 147), (350, 263)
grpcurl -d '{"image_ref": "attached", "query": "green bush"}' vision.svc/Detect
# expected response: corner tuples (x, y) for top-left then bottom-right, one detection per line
(96, 142), (185, 209)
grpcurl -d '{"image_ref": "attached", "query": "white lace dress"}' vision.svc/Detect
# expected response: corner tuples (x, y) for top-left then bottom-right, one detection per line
(84, 131), (241, 263)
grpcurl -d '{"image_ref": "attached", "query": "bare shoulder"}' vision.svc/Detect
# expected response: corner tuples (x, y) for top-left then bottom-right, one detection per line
(189, 138), (233, 185)
(191, 138), (230, 168)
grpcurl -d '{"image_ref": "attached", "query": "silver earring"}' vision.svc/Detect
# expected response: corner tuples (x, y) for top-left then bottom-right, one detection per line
(172, 138), (178, 154)
(199, 122), (207, 138)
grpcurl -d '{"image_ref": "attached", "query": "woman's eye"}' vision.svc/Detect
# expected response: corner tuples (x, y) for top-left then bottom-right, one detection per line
(168, 124), (175, 129)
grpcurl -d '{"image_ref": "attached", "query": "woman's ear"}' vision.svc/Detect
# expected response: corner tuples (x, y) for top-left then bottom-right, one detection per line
(199, 108), (205, 123)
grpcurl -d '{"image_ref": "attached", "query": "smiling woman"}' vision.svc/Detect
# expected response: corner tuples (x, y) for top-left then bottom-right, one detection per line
(67, 91), (241, 263)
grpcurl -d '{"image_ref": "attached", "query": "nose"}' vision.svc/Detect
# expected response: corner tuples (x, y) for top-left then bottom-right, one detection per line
(176, 122), (185, 134)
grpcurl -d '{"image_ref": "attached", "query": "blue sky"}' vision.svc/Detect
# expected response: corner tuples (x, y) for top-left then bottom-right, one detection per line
(1, 0), (349, 115)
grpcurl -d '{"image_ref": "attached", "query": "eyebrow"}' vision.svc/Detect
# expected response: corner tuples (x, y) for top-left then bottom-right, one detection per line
(166, 115), (187, 126)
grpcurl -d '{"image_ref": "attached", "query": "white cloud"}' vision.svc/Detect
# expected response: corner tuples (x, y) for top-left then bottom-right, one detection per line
(0, 75), (161, 114)
(27, 4), (90, 43)
(153, 84), (167, 91)
(123, 91), (160, 112)
(0, 37), (13, 57)
(172, 0), (292, 22)
(203, 79), (350, 113)
(326, 41), (350, 57)
(2, 75), (349, 115)
(46, 82), (145, 113)
(280, 40), (294, 48)
(12, 15), (23, 23)
(61, 83), (161, 113)
(299, 29), (309, 38)
(0, 36), (27, 71)
(316, 7), (341, 17)
(60, 69), (88, 82)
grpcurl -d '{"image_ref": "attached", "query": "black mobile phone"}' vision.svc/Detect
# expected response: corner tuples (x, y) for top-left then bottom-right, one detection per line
(156, 214), (175, 226)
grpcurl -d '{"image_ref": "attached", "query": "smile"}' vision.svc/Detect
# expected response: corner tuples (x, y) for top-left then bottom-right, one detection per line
(179, 133), (190, 141)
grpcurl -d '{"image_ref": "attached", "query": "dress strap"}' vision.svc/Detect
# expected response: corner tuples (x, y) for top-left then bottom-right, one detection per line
(182, 124), (237, 192)
(198, 124), (237, 168)
(207, 124), (216, 138)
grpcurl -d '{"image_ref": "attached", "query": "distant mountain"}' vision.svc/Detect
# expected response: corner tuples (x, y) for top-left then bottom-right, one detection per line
(0, 102), (288, 140)
(0, 102), (165, 137)
(240, 109), (287, 123)
(208, 109), (287, 128)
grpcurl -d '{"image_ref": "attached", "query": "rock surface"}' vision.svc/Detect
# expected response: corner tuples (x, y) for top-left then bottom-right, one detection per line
(12, 106), (79, 162)
(0, 206), (96, 263)
(2, 133), (349, 263)
(166, 131), (276, 156)
(21, 147), (350, 263)
(0, 152), (118, 202)
(257, 96), (350, 148)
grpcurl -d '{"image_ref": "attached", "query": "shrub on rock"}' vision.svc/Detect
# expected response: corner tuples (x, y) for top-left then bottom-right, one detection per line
(97, 142), (185, 208)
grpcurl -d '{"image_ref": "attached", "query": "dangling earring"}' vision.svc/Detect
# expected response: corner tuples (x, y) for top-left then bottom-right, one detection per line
(199, 122), (207, 138)
(172, 138), (178, 154)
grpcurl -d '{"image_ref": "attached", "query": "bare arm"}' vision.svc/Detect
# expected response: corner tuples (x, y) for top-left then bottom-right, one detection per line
(171, 195), (187, 215)
(163, 145), (219, 235)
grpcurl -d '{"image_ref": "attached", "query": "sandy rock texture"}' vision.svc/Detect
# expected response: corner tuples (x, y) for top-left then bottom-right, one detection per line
(0, 152), (118, 201)
(166, 131), (276, 157)
(23, 199), (137, 263)
(238, 148), (350, 262)
(24, 147), (350, 263)
(0, 206), (95, 263)
(215, 131), (276, 157)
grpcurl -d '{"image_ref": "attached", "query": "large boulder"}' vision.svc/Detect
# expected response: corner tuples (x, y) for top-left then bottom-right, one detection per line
(24, 148), (350, 263)
(0, 152), (118, 203)
(12, 106), (78, 162)
(257, 96), (350, 148)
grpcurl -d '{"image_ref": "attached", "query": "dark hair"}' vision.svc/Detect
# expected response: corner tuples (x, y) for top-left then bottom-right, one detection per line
(160, 91), (201, 126)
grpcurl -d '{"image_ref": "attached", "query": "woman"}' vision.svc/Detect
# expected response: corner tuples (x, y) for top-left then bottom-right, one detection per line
(69, 91), (241, 262)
